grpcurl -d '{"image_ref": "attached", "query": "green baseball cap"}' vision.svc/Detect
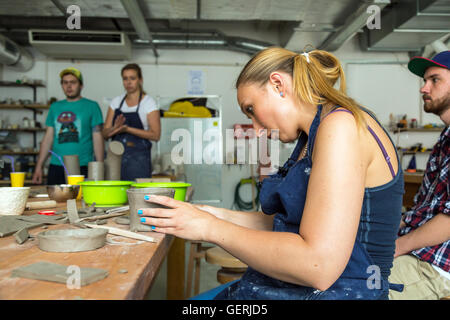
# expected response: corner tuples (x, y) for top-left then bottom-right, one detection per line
(408, 51), (450, 78)
(60, 67), (83, 84)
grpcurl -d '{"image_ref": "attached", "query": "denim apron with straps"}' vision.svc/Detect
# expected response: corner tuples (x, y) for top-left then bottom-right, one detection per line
(112, 92), (152, 181)
(215, 105), (404, 300)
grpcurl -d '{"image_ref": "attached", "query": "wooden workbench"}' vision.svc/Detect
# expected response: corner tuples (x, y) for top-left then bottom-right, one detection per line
(0, 195), (178, 300)
(403, 171), (424, 210)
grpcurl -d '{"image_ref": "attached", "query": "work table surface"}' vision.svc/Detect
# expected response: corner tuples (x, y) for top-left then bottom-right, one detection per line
(0, 195), (174, 300)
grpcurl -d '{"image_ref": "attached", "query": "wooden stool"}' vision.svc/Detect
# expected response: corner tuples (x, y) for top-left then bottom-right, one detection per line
(185, 241), (211, 299)
(205, 246), (247, 285)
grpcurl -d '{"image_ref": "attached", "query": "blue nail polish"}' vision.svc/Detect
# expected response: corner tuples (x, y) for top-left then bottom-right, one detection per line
(151, 226), (155, 230)
(138, 209), (143, 215)
(140, 217), (145, 223)
(144, 195), (150, 200)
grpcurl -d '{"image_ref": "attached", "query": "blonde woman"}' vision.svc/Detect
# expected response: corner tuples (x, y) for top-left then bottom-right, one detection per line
(102, 63), (160, 180)
(139, 47), (404, 299)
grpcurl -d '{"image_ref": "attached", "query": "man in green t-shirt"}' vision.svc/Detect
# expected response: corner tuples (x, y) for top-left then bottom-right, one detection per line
(32, 67), (104, 185)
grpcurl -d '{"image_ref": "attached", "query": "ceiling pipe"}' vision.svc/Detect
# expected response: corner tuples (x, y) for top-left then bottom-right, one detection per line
(133, 33), (274, 55)
(431, 39), (449, 53)
(120, 0), (159, 57)
(0, 34), (33, 71)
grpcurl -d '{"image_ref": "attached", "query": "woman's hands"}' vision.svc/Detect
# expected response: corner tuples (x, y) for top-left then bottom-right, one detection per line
(103, 114), (128, 139)
(108, 114), (128, 137)
(139, 195), (218, 242)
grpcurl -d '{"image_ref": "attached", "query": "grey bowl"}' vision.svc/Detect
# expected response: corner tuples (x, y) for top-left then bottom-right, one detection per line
(47, 184), (80, 202)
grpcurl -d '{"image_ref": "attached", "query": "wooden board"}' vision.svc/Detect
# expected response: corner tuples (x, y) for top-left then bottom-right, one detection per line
(0, 213), (173, 299)
(0, 187), (181, 300)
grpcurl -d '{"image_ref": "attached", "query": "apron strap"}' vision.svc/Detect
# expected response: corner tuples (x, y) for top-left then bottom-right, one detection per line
(388, 282), (404, 292)
(118, 95), (126, 111)
(135, 90), (143, 113)
(118, 90), (143, 112)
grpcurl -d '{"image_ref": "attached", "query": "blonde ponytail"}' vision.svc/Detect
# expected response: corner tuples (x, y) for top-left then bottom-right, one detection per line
(236, 47), (369, 129)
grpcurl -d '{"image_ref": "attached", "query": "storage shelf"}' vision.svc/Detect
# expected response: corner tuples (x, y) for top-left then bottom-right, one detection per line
(391, 127), (443, 133)
(0, 179), (46, 185)
(0, 104), (49, 110)
(0, 150), (39, 155)
(403, 171), (424, 183)
(0, 80), (45, 88)
(0, 128), (46, 132)
(0, 81), (46, 158)
(399, 150), (432, 155)
(0, 179), (33, 185)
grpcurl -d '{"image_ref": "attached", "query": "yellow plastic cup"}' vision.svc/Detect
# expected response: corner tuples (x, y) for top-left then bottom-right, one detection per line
(67, 175), (85, 200)
(10, 172), (26, 187)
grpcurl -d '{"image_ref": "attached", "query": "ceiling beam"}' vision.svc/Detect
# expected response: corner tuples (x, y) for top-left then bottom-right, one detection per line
(120, 0), (159, 57)
(50, 0), (66, 16)
(319, 0), (390, 51)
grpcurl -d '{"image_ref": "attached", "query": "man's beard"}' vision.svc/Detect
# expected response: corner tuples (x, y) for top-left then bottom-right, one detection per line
(423, 92), (450, 116)
(65, 89), (81, 99)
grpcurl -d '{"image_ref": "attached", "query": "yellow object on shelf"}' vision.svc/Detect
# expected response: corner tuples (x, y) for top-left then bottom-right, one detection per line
(163, 100), (212, 118)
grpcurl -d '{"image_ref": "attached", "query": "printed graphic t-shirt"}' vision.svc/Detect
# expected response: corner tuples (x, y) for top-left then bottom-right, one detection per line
(45, 98), (104, 166)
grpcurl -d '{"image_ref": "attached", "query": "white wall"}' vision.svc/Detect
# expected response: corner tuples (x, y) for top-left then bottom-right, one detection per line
(0, 37), (444, 207)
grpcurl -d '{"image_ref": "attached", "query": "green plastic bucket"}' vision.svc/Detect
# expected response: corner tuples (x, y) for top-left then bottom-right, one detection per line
(131, 182), (191, 202)
(78, 180), (134, 207)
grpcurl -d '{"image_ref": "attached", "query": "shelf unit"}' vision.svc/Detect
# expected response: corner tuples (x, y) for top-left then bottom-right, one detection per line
(0, 151), (39, 155)
(390, 127), (441, 172)
(391, 127), (443, 133)
(0, 81), (47, 181)
(0, 128), (46, 132)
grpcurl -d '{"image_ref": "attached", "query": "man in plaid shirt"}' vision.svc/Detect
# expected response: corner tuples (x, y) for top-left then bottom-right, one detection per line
(389, 50), (450, 300)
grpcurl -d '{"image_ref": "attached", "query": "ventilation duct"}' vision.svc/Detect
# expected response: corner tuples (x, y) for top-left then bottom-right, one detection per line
(360, 0), (450, 52)
(0, 34), (34, 71)
(134, 33), (273, 55)
(28, 29), (132, 60)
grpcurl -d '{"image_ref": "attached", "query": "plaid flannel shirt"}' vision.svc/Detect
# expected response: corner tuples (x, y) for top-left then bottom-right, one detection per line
(399, 126), (450, 272)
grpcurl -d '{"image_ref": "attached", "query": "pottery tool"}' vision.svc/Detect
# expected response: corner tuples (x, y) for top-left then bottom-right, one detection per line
(105, 205), (129, 215)
(67, 199), (79, 224)
(34, 194), (50, 198)
(38, 210), (56, 216)
(83, 224), (156, 243)
(16, 214), (68, 225)
(25, 200), (57, 210)
(75, 207), (129, 223)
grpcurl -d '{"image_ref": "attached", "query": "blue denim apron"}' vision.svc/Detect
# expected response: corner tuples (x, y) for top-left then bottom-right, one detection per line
(215, 105), (404, 300)
(112, 92), (152, 181)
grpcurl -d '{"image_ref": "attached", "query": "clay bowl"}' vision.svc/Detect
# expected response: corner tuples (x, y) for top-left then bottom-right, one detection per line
(38, 228), (108, 252)
(47, 184), (80, 202)
(0, 187), (30, 215)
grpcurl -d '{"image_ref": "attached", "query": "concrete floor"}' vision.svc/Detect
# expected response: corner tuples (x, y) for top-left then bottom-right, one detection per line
(146, 241), (221, 300)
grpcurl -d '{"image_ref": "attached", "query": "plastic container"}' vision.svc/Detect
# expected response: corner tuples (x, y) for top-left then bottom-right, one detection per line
(131, 182), (191, 202)
(78, 180), (134, 207)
